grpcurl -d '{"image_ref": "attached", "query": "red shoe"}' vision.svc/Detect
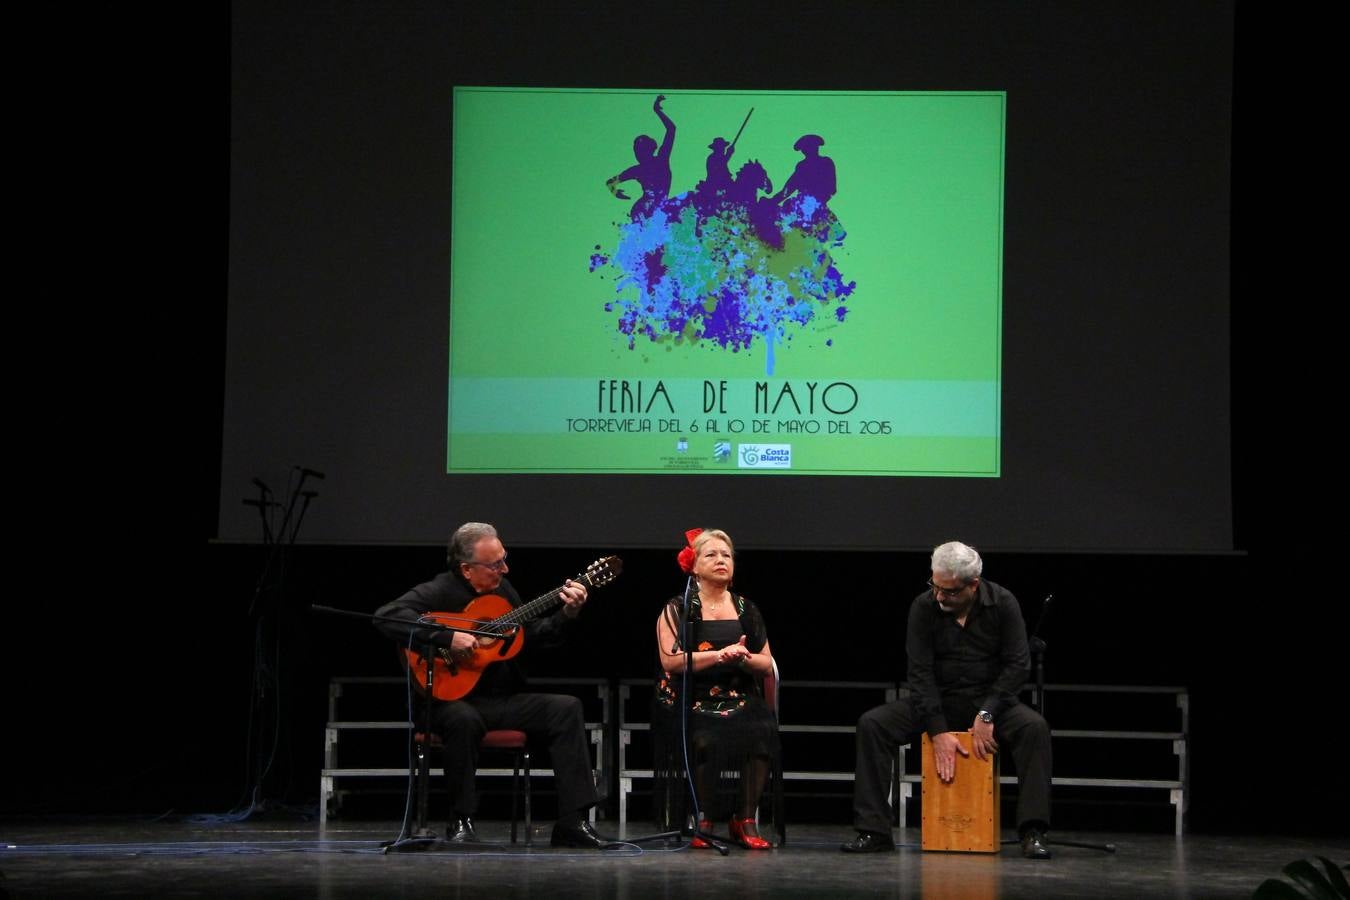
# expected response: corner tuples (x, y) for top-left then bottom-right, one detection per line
(730, 816), (771, 850)
(690, 819), (714, 849)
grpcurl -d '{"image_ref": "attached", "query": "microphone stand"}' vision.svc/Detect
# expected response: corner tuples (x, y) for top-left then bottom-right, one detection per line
(679, 575), (729, 854)
(621, 575), (728, 853)
(1029, 594), (1051, 718)
(394, 625), (442, 852)
(233, 471), (321, 819)
(310, 604), (517, 852)
(1024, 594), (1116, 855)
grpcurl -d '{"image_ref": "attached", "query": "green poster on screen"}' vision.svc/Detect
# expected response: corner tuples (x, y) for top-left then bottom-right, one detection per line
(449, 88), (1003, 476)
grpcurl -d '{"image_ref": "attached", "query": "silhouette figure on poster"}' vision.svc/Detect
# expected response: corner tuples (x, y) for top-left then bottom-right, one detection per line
(607, 95), (677, 221)
(593, 97), (856, 376)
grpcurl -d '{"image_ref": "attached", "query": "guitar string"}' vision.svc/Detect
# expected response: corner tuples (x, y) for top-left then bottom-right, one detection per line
(415, 567), (616, 639)
(484, 562), (614, 635)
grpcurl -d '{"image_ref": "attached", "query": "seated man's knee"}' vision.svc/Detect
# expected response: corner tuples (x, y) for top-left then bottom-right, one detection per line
(438, 702), (486, 739)
(857, 706), (886, 737)
(550, 694), (586, 730)
(559, 694), (584, 718)
(1005, 707), (1050, 745)
(1023, 707), (1050, 735)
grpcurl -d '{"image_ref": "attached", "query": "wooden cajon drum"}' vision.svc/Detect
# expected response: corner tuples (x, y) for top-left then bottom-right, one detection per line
(921, 731), (1000, 852)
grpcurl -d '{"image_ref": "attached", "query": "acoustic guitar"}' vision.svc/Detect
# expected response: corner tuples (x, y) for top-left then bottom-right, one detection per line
(404, 556), (622, 701)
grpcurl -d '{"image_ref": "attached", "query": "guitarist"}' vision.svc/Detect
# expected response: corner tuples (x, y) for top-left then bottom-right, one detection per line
(374, 522), (614, 848)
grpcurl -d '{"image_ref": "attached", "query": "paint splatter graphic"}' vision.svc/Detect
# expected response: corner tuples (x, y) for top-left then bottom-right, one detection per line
(592, 97), (855, 375)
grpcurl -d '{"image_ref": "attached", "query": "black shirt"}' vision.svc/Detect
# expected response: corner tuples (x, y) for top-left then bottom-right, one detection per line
(905, 578), (1030, 735)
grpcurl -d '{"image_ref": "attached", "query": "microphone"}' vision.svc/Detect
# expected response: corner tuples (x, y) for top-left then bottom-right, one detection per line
(1030, 594), (1054, 646)
(296, 466), (326, 480)
(252, 477), (272, 494)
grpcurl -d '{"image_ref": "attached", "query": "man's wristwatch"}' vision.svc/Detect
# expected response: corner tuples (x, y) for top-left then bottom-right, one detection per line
(978, 710), (993, 724)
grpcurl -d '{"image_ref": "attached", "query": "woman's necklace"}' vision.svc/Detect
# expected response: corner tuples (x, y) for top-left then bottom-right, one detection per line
(701, 591), (732, 614)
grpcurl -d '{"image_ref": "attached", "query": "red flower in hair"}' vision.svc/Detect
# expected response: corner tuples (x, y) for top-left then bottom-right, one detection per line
(677, 527), (703, 573)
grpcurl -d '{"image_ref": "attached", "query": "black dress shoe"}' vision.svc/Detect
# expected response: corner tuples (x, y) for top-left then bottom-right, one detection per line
(1020, 828), (1052, 859)
(840, 830), (895, 853)
(446, 816), (478, 843)
(550, 818), (616, 849)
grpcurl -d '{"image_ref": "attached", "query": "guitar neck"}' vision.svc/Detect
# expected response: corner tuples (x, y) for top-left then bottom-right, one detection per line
(493, 575), (593, 627)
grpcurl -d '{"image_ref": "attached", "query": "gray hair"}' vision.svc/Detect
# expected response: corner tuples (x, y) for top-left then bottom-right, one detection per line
(449, 522), (498, 564)
(931, 541), (982, 582)
(693, 528), (734, 556)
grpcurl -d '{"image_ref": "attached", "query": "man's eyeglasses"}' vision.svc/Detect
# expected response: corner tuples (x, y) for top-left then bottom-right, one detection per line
(468, 554), (508, 572)
(927, 579), (970, 599)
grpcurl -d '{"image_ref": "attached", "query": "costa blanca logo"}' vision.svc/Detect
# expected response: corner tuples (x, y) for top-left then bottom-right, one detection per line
(738, 443), (792, 469)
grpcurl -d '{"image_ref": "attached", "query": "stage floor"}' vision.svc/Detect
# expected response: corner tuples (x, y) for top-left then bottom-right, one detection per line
(1, 817), (1344, 898)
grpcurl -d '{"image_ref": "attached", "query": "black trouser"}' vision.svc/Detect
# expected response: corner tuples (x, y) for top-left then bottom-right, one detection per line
(429, 691), (598, 820)
(851, 696), (1052, 835)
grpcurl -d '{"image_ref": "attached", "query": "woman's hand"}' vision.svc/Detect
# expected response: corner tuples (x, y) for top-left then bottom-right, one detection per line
(717, 635), (751, 665)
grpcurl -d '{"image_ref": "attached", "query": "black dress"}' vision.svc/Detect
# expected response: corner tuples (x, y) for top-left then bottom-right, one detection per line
(652, 592), (780, 828)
